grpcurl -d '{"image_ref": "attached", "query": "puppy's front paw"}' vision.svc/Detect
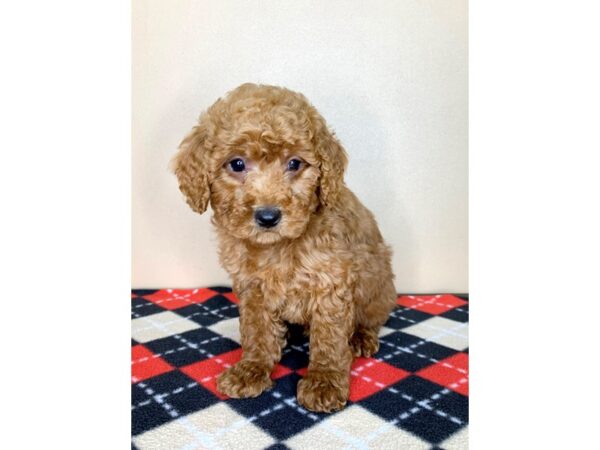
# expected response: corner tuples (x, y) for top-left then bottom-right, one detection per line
(216, 361), (273, 398)
(297, 371), (349, 413)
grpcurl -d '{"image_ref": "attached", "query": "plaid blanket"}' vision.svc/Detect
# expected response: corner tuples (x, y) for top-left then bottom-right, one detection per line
(132, 288), (468, 449)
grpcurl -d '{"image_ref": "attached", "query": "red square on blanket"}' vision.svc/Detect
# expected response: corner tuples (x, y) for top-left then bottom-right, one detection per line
(397, 294), (467, 315)
(181, 348), (243, 399)
(348, 357), (410, 402)
(131, 345), (174, 383)
(416, 352), (469, 396)
(143, 288), (219, 310)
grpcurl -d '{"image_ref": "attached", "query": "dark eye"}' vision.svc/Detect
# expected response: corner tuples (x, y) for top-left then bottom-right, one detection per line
(229, 158), (245, 172)
(287, 158), (302, 172)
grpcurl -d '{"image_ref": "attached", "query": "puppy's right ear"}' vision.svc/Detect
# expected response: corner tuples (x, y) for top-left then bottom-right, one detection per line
(171, 122), (211, 214)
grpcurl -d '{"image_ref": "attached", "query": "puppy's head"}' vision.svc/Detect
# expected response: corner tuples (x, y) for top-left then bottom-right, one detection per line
(173, 83), (347, 245)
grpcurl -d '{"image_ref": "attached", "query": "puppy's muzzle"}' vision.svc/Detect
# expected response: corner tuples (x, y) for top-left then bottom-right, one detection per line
(254, 207), (281, 229)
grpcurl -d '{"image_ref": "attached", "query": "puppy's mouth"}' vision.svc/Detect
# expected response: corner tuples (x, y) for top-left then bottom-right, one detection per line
(251, 228), (283, 245)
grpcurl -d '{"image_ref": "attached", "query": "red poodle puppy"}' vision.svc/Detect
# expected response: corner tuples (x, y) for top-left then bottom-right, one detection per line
(173, 83), (396, 412)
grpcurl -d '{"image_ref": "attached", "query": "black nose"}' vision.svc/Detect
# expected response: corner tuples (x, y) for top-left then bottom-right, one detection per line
(254, 207), (281, 228)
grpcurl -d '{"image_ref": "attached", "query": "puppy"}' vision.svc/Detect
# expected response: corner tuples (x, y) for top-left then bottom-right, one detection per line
(173, 83), (396, 412)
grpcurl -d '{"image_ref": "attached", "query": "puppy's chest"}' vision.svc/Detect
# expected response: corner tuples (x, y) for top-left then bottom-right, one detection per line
(242, 248), (316, 323)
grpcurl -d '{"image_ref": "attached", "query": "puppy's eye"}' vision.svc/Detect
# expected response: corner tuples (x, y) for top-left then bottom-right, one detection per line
(229, 158), (246, 172)
(287, 158), (302, 172)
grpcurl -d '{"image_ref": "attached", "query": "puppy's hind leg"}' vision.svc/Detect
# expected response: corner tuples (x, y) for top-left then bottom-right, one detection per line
(350, 326), (380, 358)
(352, 279), (396, 358)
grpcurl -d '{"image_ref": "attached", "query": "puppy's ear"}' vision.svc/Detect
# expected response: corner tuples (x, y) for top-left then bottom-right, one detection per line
(171, 121), (211, 214)
(313, 116), (348, 207)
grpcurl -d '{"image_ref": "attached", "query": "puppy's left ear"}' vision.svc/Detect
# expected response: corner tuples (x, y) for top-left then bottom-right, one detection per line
(313, 114), (348, 208)
(171, 121), (211, 214)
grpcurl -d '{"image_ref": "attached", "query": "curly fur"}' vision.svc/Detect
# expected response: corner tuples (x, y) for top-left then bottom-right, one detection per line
(173, 83), (396, 412)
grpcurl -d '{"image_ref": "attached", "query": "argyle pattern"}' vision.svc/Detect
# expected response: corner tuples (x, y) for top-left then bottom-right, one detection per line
(132, 288), (469, 449)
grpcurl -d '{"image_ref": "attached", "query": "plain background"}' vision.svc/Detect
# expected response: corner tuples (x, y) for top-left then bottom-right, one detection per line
(132, 0), (468, 293)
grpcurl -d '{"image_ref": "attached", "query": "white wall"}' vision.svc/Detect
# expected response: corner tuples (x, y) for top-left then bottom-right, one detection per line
(132, 0), (468, 293)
